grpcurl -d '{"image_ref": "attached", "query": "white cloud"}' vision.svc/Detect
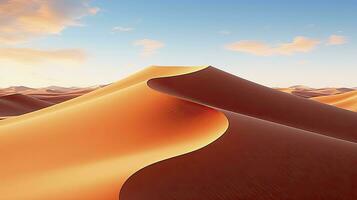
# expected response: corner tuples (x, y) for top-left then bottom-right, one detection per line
(327, 35), (347, 45)
(0, 0), (99, 44)
(112, 26), (134, 33)
(225, 36), (320, 56)
(0, 48), (86, 64)
(133, 39), (164, 57)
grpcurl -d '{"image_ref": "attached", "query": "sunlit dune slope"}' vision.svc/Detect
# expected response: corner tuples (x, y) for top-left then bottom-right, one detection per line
(0, 66), (204, 125)
(0, 66), (228, 200)
(121, 66), (357, 200)
(0, 93), (54, 117)
(313, 90), (357, 112)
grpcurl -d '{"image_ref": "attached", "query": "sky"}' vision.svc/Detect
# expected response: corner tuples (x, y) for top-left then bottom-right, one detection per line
(0, 0), (356, 88)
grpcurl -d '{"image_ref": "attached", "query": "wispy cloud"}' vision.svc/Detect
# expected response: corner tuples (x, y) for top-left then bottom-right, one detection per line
(225, 36), (320, 56)
(133, 39), (164, 57)
(0, 48), (86, 64)
(219, 30), (231, 35)
(327, 35), (347, 45)
(0, 0), (99, 44)
(112, 26), (134, 33)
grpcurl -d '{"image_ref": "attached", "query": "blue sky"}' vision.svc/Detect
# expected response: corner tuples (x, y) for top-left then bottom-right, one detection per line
(0, 0), (356, 87)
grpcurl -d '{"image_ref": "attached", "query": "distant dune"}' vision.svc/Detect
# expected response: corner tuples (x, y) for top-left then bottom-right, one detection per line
(0, 93), (53, 117)
(1, 83), (355, 120)
(313, 90), (357, 112)
(277, 86), (356, 112)
(277, 86), (354, 98)
(0, 66), (356, 199)
(0, 86), (99, 119)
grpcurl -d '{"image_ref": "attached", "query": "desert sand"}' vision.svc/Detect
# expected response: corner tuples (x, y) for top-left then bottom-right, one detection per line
(313, 90), (357, 112)
(277, 86), (354, 98)
(278, 86), (356, 112)
(121, 67), (357, 199)
(1, 77), (355, 120)
(0, 66), (356, 199)
(0, 86), (98, 119)
(0, 66), (227, 200)
(0, 93), (54, 117)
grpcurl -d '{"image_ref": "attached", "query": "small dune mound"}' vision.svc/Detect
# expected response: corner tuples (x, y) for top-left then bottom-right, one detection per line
(0, 93), (53, 116)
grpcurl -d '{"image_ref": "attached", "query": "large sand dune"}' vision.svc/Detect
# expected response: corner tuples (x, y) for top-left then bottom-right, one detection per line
(0, 66), (227, 200)
(0, 66), (356, 199)
(121, 67), (357, 199)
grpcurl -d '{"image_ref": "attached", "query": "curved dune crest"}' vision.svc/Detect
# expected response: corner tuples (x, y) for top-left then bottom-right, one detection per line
(0, 66), (228, 200)
(120, 67), (357, 200)
(1, 66), (357, 199)
(0, 66), (205, 125)
(147, 67), (357, 142)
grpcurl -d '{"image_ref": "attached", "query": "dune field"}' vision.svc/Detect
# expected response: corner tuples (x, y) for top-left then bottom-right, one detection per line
(277, 86), (356, 112)
(1, 76), (355, 120)
(0, 66), (356, 199)
(0, 86), (99, 119)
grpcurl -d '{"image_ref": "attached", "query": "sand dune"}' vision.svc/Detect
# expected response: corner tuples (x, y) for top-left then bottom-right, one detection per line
(147, 67), (357, 141)
(0, 66), (227, 200)
(313, 90), (357, 112)
(0, 93), (53, 117)
(121, 67), (357, 199)
(1, 86), (35, 94)
(278, 86), (356, 112)
(1, 79), (354, 120)
(277, 86), (354, 98)
(1, 66), (356, 199)
(121, 112), (357, 199)
(0, 86), (99, 118)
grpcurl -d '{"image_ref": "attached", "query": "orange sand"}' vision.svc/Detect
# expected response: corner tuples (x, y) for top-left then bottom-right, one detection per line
(1, 66), (356, 200)
(0, 66), (228, 200)
(313, 90), (357, 112)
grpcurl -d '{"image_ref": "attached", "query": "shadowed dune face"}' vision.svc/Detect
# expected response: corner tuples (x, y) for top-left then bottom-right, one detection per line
(0, 93), (54, 117)
(147, 67), (357, 142)
(0, 66), (227, 200)
(120, 66), (357, 200)
(121, 112), (357, 200)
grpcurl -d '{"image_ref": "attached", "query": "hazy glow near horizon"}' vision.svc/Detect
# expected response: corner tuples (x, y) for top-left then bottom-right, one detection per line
(0, 0), (356, 88)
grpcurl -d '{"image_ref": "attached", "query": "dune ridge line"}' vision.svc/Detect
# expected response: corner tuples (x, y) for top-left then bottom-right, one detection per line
(120, 66), (357, 200)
